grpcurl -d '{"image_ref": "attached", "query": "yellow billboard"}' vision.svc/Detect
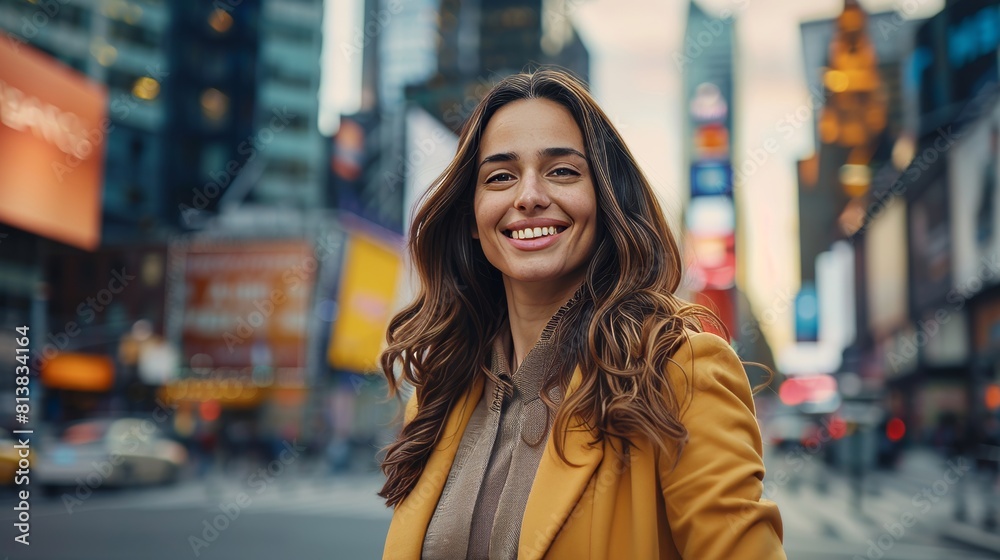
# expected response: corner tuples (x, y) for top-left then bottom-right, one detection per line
(327, 233), (401, 373)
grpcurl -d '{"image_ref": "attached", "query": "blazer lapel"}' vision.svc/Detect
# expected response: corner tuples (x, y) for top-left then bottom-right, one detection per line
(519, 365), (603, 560)
(383, 375), (485, 559)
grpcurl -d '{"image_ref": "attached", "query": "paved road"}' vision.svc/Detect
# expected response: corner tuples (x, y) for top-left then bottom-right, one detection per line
(0, 456), (994, 559)
(766, 447), (1000, 559)
(0, 468), (392, 559)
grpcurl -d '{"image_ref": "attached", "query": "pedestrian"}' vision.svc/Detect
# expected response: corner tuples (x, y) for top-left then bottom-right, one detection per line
(377, 69), (786, 559)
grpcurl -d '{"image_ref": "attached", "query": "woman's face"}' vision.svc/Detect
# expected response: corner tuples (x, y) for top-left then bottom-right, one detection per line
(473, 98), (598, 291)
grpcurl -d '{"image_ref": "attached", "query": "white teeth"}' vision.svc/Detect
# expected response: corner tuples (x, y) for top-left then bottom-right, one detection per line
(510, 226), (560, 239)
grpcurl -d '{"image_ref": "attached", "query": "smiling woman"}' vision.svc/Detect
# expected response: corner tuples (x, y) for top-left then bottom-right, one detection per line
(377, 69), (786, 560)
(472, 97), (598, 306)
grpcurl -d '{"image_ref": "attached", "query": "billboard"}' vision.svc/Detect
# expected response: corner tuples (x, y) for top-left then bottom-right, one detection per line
(816, 241), (856, 352)
(865, 197), (909, 338)
(41, 353), (114, 392)
(404, 107), (460, 230)
(949, 99), (1000, 293)
(0, 40), (107, 249)
(690, 161), (733, 197)
(686, 232), (736, 291)
(327, 232), (402, 373)
(795, 284), (819, 343)
(180, 241), (314, 382)
(685, 195), (735, 236)
(693, 123), (730, 160)
(909, 176), (952, 309)
(689, 82), (728, 123)
(910, 1), (1000, 124)
(693, 288), (735, 338)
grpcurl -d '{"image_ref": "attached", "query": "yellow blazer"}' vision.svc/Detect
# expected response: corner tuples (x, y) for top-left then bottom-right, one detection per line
(383, 332), (786, 559)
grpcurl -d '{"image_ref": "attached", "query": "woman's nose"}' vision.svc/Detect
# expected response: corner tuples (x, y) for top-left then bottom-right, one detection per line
(514, 172), (550, 211)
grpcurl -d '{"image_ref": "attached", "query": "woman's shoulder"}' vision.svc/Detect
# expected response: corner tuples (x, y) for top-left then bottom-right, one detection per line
(663, 329), (753, 407)
(668, 329), (738, 364)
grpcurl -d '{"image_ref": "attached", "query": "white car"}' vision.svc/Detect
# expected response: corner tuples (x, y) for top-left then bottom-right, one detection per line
(37, 418), (187, 493)
(763, 412), (812, 452)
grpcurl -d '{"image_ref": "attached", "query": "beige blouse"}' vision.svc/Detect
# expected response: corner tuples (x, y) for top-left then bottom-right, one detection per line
(421, 290), (582, 560)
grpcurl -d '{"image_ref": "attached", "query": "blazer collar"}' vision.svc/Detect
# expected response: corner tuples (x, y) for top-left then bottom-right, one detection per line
(383, 366), (602, 560)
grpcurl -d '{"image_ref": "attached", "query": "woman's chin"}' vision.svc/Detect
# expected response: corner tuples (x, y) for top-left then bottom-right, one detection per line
(500, 265), (582, 288)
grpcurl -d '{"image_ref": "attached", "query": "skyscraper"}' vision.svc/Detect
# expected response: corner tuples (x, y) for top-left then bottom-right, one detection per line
(680, 1), (737, 337)
(408, 0), (590, 131)
(251, 0), (327, 209)
(164, 0), (260, 226)
(166, 0), (326, 219)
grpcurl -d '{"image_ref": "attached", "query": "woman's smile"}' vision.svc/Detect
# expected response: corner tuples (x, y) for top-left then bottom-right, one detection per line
(503, 226), (563, 249)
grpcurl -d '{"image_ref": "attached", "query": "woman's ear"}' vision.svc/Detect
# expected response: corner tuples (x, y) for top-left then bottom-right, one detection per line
(471, 224), (479, 239)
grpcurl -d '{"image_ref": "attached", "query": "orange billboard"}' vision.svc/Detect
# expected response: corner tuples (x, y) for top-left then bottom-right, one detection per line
(0, 40), (108, 250)
(41, 353), (114, 392)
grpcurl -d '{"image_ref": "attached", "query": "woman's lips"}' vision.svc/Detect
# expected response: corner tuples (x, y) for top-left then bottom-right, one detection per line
(503, 227), (565, 251)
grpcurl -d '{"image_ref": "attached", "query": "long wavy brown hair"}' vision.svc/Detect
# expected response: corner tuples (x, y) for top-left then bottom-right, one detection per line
(378, 68), (753, 508)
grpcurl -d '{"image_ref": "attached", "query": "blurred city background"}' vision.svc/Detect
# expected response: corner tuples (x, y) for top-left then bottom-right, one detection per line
(0, 0), (999, 558)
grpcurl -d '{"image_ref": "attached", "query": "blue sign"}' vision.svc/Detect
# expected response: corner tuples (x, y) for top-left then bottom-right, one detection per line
(690, 161), (732, 197)
(795, 284), (819, 343)
(910, 0), (1000, 121)
(947, 3), (1000, 69)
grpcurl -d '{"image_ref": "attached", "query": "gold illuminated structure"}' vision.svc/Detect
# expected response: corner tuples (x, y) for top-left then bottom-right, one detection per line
(818, 0), (888, 221)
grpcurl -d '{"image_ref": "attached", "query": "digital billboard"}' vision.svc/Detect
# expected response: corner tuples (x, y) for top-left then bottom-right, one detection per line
(180, 241), (315, 382)
(0, 40), (107, 249)
(327, 232), (402, 373)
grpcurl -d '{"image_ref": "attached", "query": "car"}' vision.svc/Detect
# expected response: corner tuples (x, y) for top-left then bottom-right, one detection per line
(36, 418), (187, 493)
(0, 427), (32, 485)
(763, 411), (812, 453)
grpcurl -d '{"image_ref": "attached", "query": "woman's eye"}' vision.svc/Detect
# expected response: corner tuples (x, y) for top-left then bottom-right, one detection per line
(551, 167), (579, 177)
(486, 172), (514, 183)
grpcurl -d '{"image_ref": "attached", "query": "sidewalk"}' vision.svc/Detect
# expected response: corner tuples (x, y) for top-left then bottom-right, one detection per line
(863, 447), (1000, 555)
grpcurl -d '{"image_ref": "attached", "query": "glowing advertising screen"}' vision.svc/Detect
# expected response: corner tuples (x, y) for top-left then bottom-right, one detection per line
(327, 233), (402, 373)
(180, 241), (314, 381)
(0, 40), (107, 249)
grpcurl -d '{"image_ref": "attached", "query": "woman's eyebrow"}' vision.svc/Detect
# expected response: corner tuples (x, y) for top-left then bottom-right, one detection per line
(479, 147), (587, 167)
(480, 152), (518, 166)
(540, 147), (586, 160)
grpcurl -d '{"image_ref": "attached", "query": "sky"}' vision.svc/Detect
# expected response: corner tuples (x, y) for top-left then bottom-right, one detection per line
(319, 0), (945, 360)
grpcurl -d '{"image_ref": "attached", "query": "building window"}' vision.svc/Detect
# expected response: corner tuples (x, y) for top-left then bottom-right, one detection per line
(491, 7), (536, 28)
(208, 8), (233, 33)
(200, 88), (230, 124)
(106, 68), (146, 96)
(264, 23), (316, 47)
(263, 63), (313, 90)
(265, 158), (310, 184)
(107, 19), (161, 51)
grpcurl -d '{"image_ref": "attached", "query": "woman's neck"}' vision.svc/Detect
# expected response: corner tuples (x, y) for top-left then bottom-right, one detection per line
(502, 278), (582, 371)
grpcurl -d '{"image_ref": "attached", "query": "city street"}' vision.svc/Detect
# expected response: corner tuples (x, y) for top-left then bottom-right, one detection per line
(0, 0), (998, 558)
(765, 447), (1000, 559)
(1, 451), (996, 559)
(0, 465), (394, 560)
